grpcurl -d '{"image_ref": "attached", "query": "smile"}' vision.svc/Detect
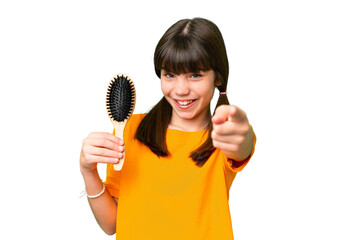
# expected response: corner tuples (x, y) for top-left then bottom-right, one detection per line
(174, 99), (197, 109)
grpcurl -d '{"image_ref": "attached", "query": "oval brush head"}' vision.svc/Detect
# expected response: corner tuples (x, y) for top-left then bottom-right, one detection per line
(106, 74), (136, 123)
(106, 73), (136, 171)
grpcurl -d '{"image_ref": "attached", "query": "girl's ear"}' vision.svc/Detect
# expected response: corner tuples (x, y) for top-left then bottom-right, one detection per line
(214, 71), (223, 87)
(214, 75), (222, 87)
(215, 79), (222, 87)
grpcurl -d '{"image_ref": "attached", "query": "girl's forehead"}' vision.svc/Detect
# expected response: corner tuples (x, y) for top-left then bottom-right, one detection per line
(160, 57), (211, 75)
(160, 68), (210, 74)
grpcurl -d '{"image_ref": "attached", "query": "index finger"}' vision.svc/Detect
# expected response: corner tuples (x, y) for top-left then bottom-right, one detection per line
(228, 106), (248, 123)
(88, 132), (123, 145)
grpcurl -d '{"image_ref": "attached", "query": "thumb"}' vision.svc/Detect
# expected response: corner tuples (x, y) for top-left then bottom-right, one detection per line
(212, 105), (232, 125)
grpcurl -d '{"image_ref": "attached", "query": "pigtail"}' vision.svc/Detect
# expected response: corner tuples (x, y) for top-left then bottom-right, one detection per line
(215, 91), (230, 108)
(135, 97), (172, 157)
(190, 77), (229, 167)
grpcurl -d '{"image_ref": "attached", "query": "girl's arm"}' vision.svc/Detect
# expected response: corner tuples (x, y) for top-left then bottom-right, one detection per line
(80, 132), (124, 235)
(211, 105), (255, 161)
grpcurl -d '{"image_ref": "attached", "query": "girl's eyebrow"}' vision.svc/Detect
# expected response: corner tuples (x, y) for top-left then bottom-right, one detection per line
(161, 68), (171, 72)
(161, 69), (172, 73)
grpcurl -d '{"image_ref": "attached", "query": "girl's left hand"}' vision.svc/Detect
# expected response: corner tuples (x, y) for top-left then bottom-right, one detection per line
(211, 105), (254, 161)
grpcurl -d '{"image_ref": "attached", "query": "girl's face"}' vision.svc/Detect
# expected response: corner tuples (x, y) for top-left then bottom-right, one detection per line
(161, 69), (219, 130)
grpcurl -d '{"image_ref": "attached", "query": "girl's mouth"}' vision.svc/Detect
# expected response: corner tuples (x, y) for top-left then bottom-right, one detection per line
(174, 99), (197, 109)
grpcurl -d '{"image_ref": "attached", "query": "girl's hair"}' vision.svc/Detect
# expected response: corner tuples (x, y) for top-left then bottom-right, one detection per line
(135, 18), (230, 166)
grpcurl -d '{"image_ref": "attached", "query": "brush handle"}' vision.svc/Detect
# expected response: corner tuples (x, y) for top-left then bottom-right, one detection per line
(113, 119), (127, 171)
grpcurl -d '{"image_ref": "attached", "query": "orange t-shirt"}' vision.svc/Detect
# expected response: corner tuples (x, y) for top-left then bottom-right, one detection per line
(105, 114), (255, 239)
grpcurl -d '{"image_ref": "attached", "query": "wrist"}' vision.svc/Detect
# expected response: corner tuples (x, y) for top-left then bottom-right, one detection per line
(80, 168), (105, 197)
(80, 181), (106, 199)
(80, 166), (99, 180)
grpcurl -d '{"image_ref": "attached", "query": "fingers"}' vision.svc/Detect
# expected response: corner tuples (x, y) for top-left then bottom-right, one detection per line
(211, 125), (248, 152)
(211, 128), (247, 144)
(212, 120), (250, 135)
(80, 132), (124, 171)
(211, 105), (250, 153)
(82, 152), (121, 164)
(212, 105), (248, 124)
(83, 136), (123, 152)
(211, 106), (229, 124)
(212, 139), (243, 153)
(87, 132), (124, 145)
(83, 145), (123, 160)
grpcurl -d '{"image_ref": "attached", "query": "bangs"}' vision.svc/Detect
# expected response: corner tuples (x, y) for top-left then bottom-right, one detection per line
(155, 36), (213, 76)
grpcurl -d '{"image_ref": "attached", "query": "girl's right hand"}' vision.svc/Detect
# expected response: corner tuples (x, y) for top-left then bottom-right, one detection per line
(80, 132), (124, 173)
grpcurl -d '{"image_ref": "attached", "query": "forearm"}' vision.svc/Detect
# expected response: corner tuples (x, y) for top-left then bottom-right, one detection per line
(81, 169), (117, 235)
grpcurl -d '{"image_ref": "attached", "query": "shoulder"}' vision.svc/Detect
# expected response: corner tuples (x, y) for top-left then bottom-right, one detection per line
(128, 113), (146, 125)
(125, 113), (147, 134)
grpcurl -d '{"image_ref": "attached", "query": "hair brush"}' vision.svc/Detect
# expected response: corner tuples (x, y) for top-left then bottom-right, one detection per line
(106, 73), (136, 171)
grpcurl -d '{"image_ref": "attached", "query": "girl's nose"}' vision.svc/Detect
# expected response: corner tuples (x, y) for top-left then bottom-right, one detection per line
(175, 77), (190, 95)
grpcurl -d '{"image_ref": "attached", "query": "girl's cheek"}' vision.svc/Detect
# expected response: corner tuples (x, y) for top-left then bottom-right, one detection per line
(160, 80), (167, 92)
(161, 80), (174, 94)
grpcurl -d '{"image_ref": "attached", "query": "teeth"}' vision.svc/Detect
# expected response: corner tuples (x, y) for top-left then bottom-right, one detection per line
(177, 100), (194, 106)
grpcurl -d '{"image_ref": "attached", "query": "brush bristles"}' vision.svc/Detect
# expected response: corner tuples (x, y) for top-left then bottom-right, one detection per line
(106, 74), (136, 122)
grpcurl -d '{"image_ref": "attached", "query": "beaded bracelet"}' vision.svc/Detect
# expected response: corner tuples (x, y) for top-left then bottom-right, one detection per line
(79, 182), (105, 199)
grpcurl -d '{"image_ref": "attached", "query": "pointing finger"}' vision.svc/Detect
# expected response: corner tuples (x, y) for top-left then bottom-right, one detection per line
(228, 106), (248, 123)
(212, 105), (248, 124)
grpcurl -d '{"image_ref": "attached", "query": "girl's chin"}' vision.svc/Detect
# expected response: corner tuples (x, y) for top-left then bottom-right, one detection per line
(173, 111), (196, 120)
(172, 108), (208, 121)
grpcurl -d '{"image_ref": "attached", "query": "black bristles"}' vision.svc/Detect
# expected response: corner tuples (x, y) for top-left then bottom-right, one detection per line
(106, 74), (136, 122)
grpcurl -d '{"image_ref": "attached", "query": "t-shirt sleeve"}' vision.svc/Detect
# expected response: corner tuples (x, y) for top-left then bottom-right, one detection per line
(225, 129), (256, 173)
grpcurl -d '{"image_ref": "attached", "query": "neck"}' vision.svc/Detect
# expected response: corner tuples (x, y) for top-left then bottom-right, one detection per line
(168, 109), (211, 132)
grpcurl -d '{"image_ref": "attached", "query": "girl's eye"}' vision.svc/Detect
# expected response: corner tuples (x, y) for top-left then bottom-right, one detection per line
(190, 73), (202, 79)
(164, 73), (175, 78)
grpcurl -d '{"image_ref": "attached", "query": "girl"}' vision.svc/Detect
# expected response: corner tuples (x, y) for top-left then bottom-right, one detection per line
(80, 17), (256, 239)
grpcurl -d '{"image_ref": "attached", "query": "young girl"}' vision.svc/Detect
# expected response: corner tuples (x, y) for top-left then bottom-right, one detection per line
(80, 17), (256, 239)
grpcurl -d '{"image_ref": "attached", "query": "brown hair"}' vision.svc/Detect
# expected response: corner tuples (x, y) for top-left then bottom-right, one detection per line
(135, 18), (229, 166)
